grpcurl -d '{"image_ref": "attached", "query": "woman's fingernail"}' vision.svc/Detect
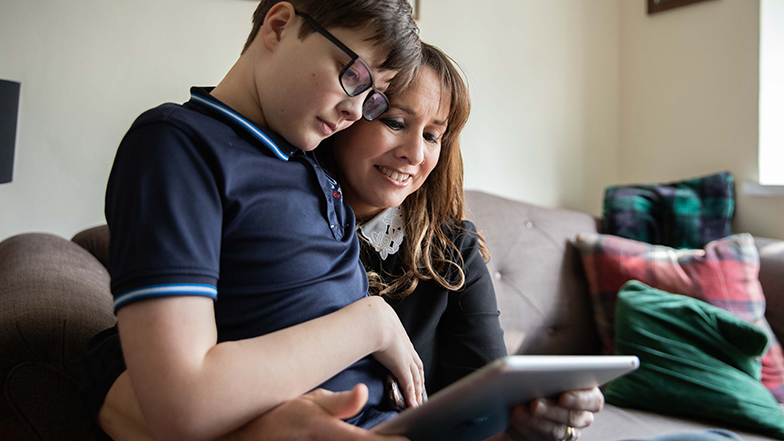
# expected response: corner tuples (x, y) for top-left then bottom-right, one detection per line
(534, 400), (547, 415)
(562, 394), (575, 407)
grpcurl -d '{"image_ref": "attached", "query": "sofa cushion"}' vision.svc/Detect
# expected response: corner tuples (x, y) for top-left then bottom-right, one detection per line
(465, 191), (600, 356)
(575, 233), (784, 402)
(604, 281), (784, 439)
(602, 171), (734, 249)
(583, 404), (784, 441)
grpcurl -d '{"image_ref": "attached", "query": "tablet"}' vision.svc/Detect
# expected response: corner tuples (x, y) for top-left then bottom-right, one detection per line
(372, 355), (640, 441)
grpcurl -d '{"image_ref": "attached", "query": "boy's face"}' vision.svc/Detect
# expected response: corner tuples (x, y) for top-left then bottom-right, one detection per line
(261, 22), (398, 152)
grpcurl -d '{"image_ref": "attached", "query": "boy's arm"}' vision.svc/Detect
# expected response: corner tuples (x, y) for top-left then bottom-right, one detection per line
(117, 294), (417, 441)
(100, 375), (408, 441)
(224, 385), (410, 441)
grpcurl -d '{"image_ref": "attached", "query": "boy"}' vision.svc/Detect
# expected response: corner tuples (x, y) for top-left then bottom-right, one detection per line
(79, 2), (421, 440)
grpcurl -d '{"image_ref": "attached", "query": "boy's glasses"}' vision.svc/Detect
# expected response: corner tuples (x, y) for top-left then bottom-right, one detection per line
(296, 11), (390, 121)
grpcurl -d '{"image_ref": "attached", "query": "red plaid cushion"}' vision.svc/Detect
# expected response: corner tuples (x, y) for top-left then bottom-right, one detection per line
(575, 233), (784, 402)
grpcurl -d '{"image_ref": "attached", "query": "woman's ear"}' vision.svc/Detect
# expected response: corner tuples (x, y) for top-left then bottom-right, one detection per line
(258, 2), (298, 52)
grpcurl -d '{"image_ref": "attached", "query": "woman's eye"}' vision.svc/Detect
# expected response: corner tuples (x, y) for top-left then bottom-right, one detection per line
(381, 118), (404, 131)
(424, 132), (440, 143)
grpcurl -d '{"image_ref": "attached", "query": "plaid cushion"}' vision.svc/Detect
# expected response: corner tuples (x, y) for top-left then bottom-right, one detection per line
(602, 171), (734, 249)
(575, 233), (784, 402)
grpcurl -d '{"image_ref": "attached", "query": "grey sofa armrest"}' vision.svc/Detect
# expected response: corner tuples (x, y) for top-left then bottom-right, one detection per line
(0, 233), (115, 441)
(756, 237), (784, 343)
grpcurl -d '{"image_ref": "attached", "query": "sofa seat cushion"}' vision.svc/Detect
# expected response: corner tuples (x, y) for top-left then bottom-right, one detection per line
(583, 404), (784, 441)
(575, 233), (784, 402)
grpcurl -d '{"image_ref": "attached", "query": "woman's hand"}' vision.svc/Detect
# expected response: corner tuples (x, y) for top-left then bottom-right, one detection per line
(490, 387), (605, 441)
(363, 296), (426, 408)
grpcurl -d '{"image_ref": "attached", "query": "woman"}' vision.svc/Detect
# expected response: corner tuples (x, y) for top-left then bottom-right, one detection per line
(324, 42), (602, 441)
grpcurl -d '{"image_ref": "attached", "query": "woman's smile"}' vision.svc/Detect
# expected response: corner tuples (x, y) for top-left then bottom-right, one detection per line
(376, 165), (412, 185)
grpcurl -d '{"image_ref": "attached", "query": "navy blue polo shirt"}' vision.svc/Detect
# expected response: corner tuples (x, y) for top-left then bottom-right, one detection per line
(105, 87), (386, 420)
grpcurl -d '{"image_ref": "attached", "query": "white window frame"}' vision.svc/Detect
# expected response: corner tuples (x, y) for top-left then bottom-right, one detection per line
(758, 0), (784, 188)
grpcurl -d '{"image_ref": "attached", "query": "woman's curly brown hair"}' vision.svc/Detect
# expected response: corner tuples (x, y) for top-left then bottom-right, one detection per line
(367, 42), (489, 299)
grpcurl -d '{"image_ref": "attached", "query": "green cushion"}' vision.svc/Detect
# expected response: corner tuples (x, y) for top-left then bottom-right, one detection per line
(605, 281), (784, 439)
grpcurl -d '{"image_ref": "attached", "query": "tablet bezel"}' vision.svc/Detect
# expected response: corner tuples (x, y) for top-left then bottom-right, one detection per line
(373, 355), (640, 441)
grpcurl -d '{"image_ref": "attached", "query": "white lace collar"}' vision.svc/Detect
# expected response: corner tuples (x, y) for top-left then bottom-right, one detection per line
(357, 206), (405, 260)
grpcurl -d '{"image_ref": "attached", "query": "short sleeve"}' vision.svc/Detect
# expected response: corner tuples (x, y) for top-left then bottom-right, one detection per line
(106, 115), (222, 311)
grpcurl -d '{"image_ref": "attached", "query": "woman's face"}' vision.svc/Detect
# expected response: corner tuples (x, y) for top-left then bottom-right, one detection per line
(332, 66), (450, 220)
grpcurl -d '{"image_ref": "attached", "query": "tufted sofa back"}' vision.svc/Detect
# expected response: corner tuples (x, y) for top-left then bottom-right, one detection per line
(465, 190), (602, 356)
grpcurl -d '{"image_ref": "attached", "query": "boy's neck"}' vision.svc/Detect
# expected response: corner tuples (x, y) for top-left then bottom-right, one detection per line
(211, 55), (268, 129)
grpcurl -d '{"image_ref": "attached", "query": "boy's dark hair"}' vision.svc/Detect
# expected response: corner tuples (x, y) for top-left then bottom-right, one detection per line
(243, 1), (421, 87)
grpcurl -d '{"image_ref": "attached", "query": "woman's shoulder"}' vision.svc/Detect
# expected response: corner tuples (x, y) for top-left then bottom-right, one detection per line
(440, 219), (479, 241)
(439, 219), (484, 256)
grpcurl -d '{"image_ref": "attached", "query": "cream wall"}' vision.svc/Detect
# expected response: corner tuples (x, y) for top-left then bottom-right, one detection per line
(0, 0), (621, 242)
(2, 1), (780, 243)
(417, 0), (621, 217)
(0, 0), (258, 241)
(620, 0), (784, 240)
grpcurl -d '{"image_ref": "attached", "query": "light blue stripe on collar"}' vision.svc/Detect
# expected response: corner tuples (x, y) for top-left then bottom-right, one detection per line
(190, 93), (293, 161)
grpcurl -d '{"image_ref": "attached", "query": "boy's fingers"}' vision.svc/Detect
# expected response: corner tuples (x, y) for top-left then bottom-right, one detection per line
(308, 384), (369, 420)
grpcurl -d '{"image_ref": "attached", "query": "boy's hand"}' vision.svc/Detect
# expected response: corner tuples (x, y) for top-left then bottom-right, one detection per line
(229, 384), (409, 441)
(365, 297), (426, 408)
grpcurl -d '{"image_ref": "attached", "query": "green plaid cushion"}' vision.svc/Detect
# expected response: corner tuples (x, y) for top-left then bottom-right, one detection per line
(602, 171), (734, 249)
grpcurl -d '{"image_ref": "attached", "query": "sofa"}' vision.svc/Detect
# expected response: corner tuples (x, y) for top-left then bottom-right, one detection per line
(0, 189), (782, 441)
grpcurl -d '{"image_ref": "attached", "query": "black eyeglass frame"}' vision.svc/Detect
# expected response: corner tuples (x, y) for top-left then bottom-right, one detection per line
(295, 11), (390, 121)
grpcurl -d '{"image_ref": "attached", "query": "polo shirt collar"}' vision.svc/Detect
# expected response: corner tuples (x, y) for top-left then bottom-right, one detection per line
(188, 87), (298, 161)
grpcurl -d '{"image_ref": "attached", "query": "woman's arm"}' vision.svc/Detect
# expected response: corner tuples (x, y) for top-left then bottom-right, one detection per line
(433, 222), (604, 440)
(432, 221), (507, 391)
(116, 294), (421, 441)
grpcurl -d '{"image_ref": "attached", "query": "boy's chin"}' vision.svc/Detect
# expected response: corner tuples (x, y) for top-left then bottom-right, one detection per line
(284, 133), (322, 152)
(299, 141), (322, 152)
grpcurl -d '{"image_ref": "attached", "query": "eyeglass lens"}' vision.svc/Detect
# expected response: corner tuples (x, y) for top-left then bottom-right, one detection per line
(362, 92), (389, 121)
(341, 59), (373, 96)
(341, 58), (388, 121)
